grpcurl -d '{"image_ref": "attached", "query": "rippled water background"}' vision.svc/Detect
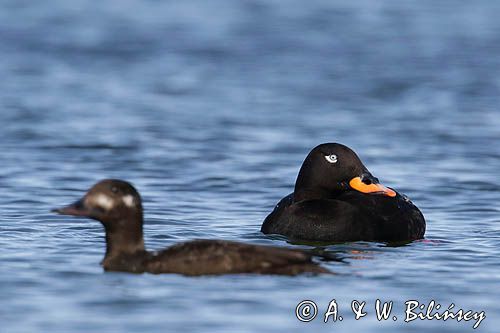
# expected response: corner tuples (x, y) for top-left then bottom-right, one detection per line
(1, 1), (499, 332)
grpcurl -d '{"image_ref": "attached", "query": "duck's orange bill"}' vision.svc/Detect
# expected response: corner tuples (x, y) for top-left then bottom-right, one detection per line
(349, 177), (396, 197)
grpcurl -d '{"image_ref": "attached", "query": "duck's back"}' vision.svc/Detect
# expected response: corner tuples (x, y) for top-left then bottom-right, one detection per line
(145, 240), (330, 275)
(261, 192), (425, 242)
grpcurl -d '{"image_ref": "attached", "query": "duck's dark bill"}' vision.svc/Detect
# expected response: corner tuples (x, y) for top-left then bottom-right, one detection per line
(52, 199), (90, 216)
(349, 177), (396, 197)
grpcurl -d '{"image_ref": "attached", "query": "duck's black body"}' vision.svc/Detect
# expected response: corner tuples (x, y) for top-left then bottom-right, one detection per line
(53, 179), (330, 276)
(262, 191), (425, 242)
(261, 143), (426, 242)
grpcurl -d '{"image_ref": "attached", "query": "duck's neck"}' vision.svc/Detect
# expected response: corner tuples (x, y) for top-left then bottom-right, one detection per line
(294, 187), (335, 202)
(294, 176), (347, 202)
(101, 214), (146, 265)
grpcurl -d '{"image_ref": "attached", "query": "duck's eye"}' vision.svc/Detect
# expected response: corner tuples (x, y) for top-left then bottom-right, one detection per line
(324, 154), (338, 164)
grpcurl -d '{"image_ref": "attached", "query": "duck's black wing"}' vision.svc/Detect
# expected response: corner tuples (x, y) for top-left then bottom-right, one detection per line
(145, 239), (332, 276)
(261, 193), (294, 234)
(262, 197), (375, 241)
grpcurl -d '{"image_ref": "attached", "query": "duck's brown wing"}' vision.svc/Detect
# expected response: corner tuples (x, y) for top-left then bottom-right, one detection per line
(145, 240), (332, 276)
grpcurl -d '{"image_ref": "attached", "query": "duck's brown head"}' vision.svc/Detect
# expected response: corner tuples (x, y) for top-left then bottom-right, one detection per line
(53, 179), (143, 226)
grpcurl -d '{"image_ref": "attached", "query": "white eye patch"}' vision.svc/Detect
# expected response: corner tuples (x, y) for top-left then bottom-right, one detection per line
(324, 154), (338, 163)
(122, 195), (135, 208)
(92, 194), (115, 210)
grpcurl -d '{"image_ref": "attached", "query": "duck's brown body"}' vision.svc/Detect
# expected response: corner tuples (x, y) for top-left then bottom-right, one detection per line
(104, 239), (329, 275)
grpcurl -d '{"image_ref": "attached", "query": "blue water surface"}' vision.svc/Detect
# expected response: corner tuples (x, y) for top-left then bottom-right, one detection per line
(0, 1), (499, 332)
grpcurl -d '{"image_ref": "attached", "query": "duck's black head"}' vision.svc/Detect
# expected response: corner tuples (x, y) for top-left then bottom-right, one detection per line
(53, 179), (145, 259)
(294, 143), (396, 201)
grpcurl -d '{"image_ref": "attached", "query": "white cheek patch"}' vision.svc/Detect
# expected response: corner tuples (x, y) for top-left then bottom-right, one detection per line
(93, 194), (115, 210)
(122, 195), (135, 208)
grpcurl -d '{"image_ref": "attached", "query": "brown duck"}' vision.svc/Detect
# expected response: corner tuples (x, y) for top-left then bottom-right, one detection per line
(53, 179), (331, 276)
